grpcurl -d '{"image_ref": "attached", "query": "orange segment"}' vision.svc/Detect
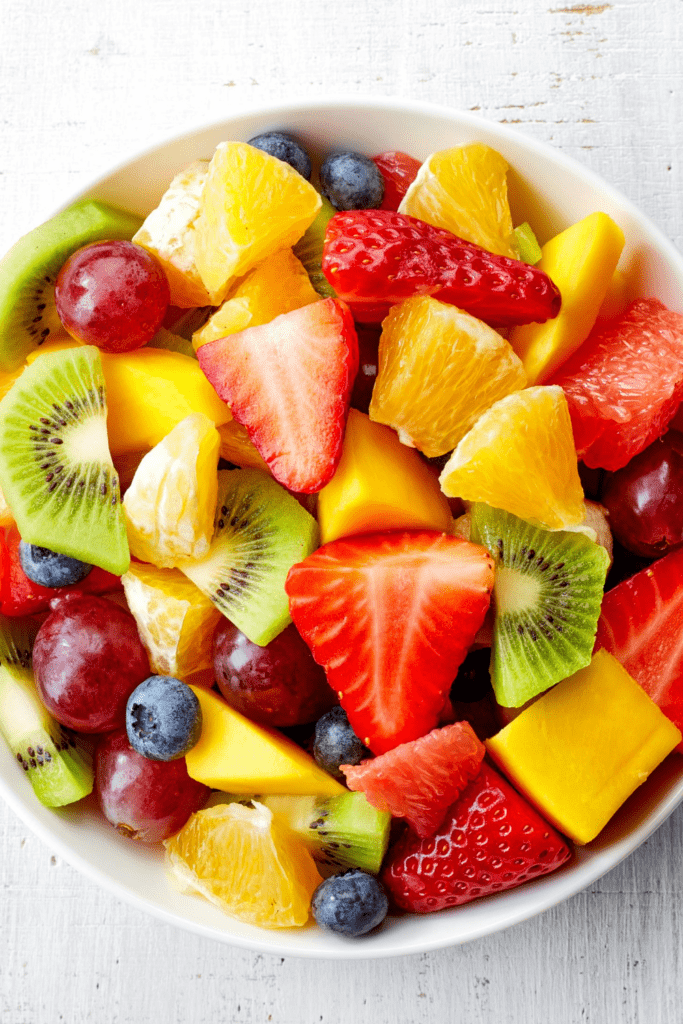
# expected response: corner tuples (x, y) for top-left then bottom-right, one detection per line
(399, 143), (518, 258)
(193, 249), (318, 351)
(164, 801), (322, 928)
(439, 386), (585, 530)
(217, 421), (269, 471)
(195, 142), (321, 304)
(121, 562), (222, 681)
(369, 295), (527, 458)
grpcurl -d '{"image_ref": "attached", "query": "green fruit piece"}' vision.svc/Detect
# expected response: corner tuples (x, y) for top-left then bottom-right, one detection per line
(0, 615), (93, 807)
(178, 468), (319, 646)
(147, 326), (197, 360)
(0, 200), (143, 372)
(293, 195), (337, 298)
(511, 222), (543, 265)
(261, 791), (391, 875)
(471, 502), (610, 709)
(0, 345), (130, 575)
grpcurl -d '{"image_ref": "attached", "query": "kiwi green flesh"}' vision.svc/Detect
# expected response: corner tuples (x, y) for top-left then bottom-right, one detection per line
(262, 792), (391, 875)
(293, 196), (337, 298)
(147, 326), (197, 360)
(0, 615), (92, 807)
(178, 469), (319, 647)
(0, 200), (143, 372)
(0, 345), (130, 575)
(471, 503), (610, 709)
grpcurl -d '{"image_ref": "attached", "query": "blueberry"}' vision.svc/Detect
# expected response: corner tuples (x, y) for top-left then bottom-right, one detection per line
(247, 131), (311, 180)
(18, 542), (93, 589)
(312, 869), (388, 937)
(313, 706), (369, 780)
(319, 152), (384, 211)
(125, 676), (202, 762)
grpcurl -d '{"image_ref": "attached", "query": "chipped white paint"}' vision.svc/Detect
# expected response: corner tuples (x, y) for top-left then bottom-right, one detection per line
(1, 0), (683, 1020)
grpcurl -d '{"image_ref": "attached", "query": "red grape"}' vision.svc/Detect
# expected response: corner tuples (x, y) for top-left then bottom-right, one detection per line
(213, 621), (337, 728)
(33, 593), (151, 733)
(600, 430), (683, 558)
(95, 728), (208, 843)
(55, 240), (170, 352)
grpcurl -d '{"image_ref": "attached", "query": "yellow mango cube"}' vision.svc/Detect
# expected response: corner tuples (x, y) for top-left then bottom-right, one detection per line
(186, 686), (346, 797)
(509, 212), (625, 384)
(317, 409), (453, 544)
(486, 649), (681, 844)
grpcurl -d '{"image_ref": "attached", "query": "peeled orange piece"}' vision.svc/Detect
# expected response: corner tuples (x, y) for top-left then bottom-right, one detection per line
(369, 295), (527, 458)
(164, 801), (322, 928)
(193, 249), (318, 350)
(399, 143), (518, 259)
(123, 412), (220, 567)
(133, 160), (212, 308)
(121, 562), (222, 681)
(194, 142), (321, 304)
(439, 386), (585, 530)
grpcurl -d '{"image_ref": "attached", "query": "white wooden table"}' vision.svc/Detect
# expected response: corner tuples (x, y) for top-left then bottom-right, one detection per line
(2, 2), (682, 1020)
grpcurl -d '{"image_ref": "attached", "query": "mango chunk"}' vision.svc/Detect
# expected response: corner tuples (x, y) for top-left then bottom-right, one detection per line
(317, 409), (453, 544)
(486, 649), (681, 844)
(509, 212), (625, 384)
(186, 686), (346, 797)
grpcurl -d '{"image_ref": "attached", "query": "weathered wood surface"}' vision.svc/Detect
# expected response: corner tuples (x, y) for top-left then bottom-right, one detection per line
(2, 1), (683, 1021)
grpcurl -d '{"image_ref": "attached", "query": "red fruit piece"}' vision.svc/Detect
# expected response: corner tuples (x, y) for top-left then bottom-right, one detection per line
(595, 546), (683, 751)
(341, 721), (485, 838)
(285, 531), (495, 755)
(198, 298), (359, 493)
(0, 525), (122, 617)
(322, 210), (561, 327)
(372, 151), (422, 211)
(381, 762), (571, 913)
(550, 299), (683, 471)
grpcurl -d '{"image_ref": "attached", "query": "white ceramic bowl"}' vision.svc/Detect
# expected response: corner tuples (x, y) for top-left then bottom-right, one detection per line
(3, 97), (683, 959)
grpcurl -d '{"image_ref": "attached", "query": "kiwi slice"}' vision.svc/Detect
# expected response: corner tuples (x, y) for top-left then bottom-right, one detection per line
(0, 346), (129, 575)
(178, 468), (319, 646)
(262, 792), (391, 875)
(471, 503), (610, 709)
(293, 195), (337, 298)
(0, 614), (92, 806)
(0, 199), (143, 372)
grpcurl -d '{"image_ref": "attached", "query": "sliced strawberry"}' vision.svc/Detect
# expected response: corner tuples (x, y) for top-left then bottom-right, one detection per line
(381, 762), (571, 913)
(322, 210), (561, 327)
(341, 721), (485, 838)
(595, 546), (683, 751)
(197, 298), (358, 493)
(285, 531), (495, 754)
(0, 525), (122, 617)
(372, 151), (422, 211)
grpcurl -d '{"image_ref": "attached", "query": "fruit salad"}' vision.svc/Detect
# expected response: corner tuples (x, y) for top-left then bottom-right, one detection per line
(0, 127), (682, 940)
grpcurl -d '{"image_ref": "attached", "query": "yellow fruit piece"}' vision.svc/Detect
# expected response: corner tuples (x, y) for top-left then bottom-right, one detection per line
(369, 295), (527, 458)
(186, 685), (346, 797)
(133, 160), (213, 308)
(486, 649), (681, 845)
(123, 413), (220, 567)
(399, 143), (518, 258)
(195, 142), (321, 304)
(121, 562), (222, 680)
(217, 421), (268, 471)
(26, 342), (231, 456)
(318, 409), (453, 544)
(439, 386), (585, 530)
(193, 249), (318, 350)
(509, 212), (625, 384)
(165, 801), (322, 928)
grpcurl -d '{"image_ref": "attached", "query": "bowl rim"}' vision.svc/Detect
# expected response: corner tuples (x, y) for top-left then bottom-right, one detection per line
(3, 93), (683, 960)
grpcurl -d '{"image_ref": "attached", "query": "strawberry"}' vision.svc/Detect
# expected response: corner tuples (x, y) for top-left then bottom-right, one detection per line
(322, 210), (561, 327)
(197, 298), (358, 493)
(595, 546), (683, 751)
(285, 531), (495, 754)
(341, 721), (485, 838)
(381, 762), (571, 913)
(372, 151), (422, 211)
